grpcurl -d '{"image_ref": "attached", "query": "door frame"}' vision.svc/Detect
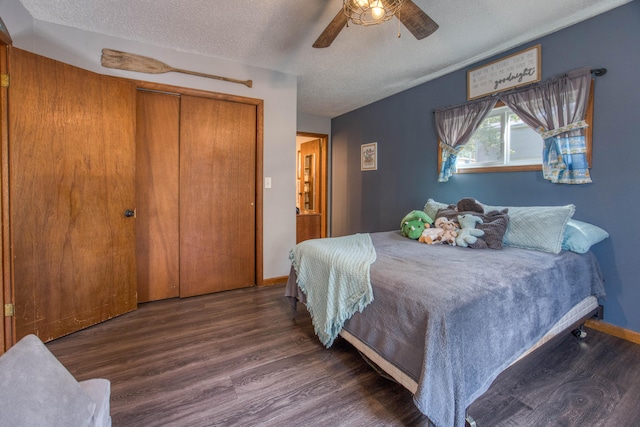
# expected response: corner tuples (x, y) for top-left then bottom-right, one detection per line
(136, 80), (264, 286)
(296, 132), (328, 238)
(0, 18), (12, 352)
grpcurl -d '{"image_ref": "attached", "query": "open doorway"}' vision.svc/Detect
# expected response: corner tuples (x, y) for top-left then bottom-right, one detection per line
(296, 132), (328, 243)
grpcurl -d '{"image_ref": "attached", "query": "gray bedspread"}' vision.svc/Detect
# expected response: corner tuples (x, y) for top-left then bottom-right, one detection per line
(285, 231), (605, 427)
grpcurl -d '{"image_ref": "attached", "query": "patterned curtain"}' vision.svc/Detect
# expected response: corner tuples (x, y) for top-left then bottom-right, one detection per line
(435, 98), (497, 182)
(500, 67), (593, 184)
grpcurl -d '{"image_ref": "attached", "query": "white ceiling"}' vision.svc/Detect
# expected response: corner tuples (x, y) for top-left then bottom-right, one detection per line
(18, 0), (631, 118)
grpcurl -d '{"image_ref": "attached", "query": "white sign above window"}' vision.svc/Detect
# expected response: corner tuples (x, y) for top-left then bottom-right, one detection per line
(467, 44), (541, 100)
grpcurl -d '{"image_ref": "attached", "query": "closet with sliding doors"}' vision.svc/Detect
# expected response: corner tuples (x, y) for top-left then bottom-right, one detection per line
(136, 87), (263, 302)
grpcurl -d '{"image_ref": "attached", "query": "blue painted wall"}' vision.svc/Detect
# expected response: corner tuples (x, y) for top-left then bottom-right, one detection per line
(331, 2), (640, 333)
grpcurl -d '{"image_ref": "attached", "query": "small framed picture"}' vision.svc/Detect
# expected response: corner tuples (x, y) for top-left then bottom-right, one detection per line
(361, 142), (377, 171)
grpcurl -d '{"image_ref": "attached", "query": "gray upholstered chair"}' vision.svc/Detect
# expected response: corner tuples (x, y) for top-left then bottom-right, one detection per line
(0, 334), (111, 427)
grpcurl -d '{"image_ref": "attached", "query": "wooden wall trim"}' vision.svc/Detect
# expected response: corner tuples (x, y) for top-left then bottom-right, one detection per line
(586, 319), (640, 345)
(134, 80), (263, 106)
(1, 44), (11, 352)
(255, 100), (264, 286)
(261, 276), (288, 287)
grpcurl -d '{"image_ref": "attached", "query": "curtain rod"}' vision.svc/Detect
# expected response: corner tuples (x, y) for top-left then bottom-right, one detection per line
(432, 67), (607, 114)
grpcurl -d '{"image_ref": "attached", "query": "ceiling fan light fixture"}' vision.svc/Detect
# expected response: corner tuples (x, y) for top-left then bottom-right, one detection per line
(344, 0), (404, 26)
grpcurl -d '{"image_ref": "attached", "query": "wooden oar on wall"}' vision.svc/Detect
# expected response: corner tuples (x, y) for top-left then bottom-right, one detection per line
(101, 48), (253, 88)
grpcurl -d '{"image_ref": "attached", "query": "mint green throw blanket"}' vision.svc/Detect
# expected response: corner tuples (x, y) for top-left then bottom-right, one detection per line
(289, 234), (377, 347)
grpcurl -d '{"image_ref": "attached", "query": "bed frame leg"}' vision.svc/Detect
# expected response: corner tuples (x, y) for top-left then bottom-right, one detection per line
(572, 324), (587, 339)
(465, 413), (477, 427)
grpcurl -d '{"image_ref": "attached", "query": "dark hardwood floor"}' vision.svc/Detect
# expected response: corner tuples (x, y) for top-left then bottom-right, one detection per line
(46, 285), (640, 426)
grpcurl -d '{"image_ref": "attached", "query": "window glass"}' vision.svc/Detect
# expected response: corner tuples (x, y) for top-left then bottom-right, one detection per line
(457, 105), (542, 169)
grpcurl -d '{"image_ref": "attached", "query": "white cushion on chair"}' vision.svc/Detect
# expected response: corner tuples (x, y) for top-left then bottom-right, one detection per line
(0, 334), (96, 427)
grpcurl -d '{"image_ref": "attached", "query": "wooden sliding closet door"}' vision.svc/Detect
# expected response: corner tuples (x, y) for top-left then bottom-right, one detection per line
(9, 49), (137, 342)
(136, 90), (180, 302)
(179, 96), (256, 297)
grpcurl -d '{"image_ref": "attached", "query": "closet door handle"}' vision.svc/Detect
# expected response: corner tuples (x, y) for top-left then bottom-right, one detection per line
(124, 209), (136, 218)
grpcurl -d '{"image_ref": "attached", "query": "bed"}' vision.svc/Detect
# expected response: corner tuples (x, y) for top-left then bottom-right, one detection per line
(285, 210), (606, 427)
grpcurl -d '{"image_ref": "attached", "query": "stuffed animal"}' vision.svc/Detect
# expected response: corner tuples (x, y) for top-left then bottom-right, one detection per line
(435, 217), (458, 245)
(456, 197), (484, 213)
(400, 210), (433, 240)
(419, 216), (458, 245)
(455, 214), (485, 247)
(419, 227), (444, 244)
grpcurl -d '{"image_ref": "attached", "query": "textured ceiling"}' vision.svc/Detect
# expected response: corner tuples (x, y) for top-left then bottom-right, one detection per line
(18, 0), (631, 118)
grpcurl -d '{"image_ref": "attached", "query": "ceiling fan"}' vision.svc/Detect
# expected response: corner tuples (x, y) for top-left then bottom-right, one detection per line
(313, 0), (439, 48)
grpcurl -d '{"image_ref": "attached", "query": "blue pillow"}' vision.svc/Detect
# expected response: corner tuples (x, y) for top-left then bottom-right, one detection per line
(562, 219), (609, 253)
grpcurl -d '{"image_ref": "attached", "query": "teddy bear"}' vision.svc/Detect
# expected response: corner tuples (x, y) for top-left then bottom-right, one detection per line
(455, 214), (485, 247)
(435, 217), (458, 245)
(419, 216), (458, 245)
(419, 227), (444, 244)
(400, 210), (433, 240)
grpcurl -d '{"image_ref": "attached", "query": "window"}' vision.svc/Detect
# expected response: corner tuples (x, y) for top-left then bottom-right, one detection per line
(456, 103), (541, 171)
(437, 81), (593, 175)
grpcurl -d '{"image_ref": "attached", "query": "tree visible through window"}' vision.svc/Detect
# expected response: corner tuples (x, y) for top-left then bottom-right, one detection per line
(457, 104), (542, 169)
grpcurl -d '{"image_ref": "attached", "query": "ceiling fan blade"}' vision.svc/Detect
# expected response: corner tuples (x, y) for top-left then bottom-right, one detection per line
(313, 9), (349, 48)
(397, 0), (439, 40)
